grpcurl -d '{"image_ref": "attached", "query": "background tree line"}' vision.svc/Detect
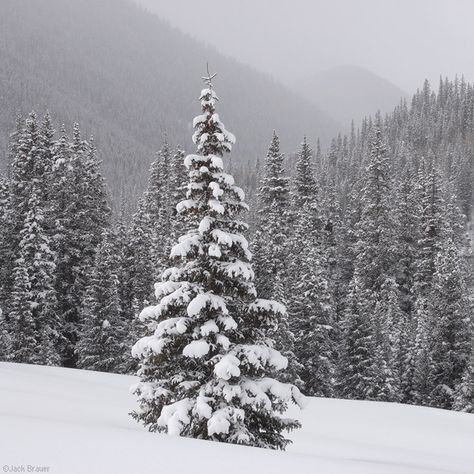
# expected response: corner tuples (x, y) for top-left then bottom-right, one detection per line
(0, 77), (473, 414)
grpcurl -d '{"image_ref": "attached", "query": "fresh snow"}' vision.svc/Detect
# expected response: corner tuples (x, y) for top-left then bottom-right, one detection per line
(182, 339), (210, 358)
(214, 354), (241, 380)
(187, 292), (228, 317)
(1, 362), (473, 474)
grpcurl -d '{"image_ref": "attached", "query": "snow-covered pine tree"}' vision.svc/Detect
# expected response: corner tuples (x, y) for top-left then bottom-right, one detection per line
(74, 135), (111, 298)
(285, 137), (336, 396)
(9, 113), (41, 249)
(50, 126), (110, 367)
(0, 174), (11, 309)
(168, 145), (188, 243)
(428, 235), (472, 409)
(454, 354), (474, 413)
(0, 117), (24, 316)
(2, 113), (61, 365)
(251, 132), (303, 387)
(253, 131), (290, 302)
(115, 202), (140, 374)
(38, 112), (56, 203)
(338, 278), (378, 400)
(411, 159), (446, 405)
(339, 125), (400, 401)
(128, 198), (155, 308)
(7, 257), (35, 363)
(143, 138), (172, 280)
(393, 163), (421, 402)
(8, 190), (59, 365)
(131, 70), (304, 450)
(49, 127), (78, 364)
(77, 228), (128, 373)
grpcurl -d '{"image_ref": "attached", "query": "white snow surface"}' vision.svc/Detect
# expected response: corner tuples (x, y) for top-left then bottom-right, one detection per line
(1, 362), (473, 474)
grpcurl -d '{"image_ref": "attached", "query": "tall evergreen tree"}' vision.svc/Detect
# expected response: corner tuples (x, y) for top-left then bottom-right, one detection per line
(128, 198), (155, 309)
(428, 237), (472, 408)
(339, 126), (399, 401)
(252, 132), (302, 387)
(8, 191), (59, 365)
(411, 160), (446, 404)
(51, 127), (110, 367)
(169, 145), (188, 243)
(132, 71), (304, 449)
(454, 354), (474, 413)
(253, 131), (290, 302)
(143, 138), (172, 279)
(0, 174), (11, 308)
(77, 228), (128, 373)
(287, 138), (336, 395)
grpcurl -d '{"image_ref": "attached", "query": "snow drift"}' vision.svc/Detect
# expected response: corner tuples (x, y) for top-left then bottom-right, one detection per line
(0, 362), (473, 474)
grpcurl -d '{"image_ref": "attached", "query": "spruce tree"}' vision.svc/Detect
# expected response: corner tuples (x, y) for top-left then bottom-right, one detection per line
(115, 203), (139, 373)
(0, 174), (11, 308)
(411, 160), (445, 404)
(7, 259), (36, 363)
(143, 138), (172, 280)
(50, 127), (110, 367)
(286, 137), (335, 395)
(429, 237), (472, 409)
(128, 198), (155, 308)
(252, 132), (303, 387)
(169, 145), (188, 243)
(253, 131), (290, 301)
(132, 71), (304, 449)
(8, 191), (59, 365)
(454, 355), (474, 413)
(339, 126), (399, 401)
(338, 278), (377, 400)
(77, 228), (128, 373)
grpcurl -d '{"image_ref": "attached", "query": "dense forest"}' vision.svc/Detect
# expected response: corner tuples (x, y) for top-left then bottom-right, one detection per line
(0, 75), (473, 421)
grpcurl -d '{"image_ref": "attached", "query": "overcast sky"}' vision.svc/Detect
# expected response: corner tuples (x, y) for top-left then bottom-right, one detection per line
(134, 0), (474, 93)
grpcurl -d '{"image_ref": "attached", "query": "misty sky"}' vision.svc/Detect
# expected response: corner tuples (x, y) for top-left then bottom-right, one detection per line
(134, 0), (474, 93)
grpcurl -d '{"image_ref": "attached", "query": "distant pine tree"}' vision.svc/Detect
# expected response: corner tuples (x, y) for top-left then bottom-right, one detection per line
(169, 145), (188, 243)
(252, 132), (302, 387)
(8, 191), (59, 365)
(411, 160), (446, 405)
(338, 279), (377, 399)
(50, 126), (111, 367)
(77, 228), (128, 373)
(454, 355), (474, 413)
(143, 138), (172, 280)
(128, 198), (155, 309)
(0, 174), (11, 310)
(286, 137), (336, 395)
(339, 126), (399, 401)
(253, 131), (290, 301)
(428, 237), (472, 409)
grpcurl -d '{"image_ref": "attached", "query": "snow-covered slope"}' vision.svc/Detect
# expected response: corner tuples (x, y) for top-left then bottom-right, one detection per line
(0, 362), (473, 474)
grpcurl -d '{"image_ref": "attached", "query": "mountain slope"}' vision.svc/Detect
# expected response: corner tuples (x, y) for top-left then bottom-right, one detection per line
(1, 362), (473, 474)
(0, 0), (339, 205)
(296, 65), (408, 128)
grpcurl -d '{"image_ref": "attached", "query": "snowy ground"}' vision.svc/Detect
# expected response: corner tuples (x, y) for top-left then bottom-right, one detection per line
(0, 362), (473, 474)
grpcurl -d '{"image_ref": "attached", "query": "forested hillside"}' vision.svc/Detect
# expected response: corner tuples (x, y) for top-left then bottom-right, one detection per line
(0, 0), (339, 207)
(1, 76), (473, 416)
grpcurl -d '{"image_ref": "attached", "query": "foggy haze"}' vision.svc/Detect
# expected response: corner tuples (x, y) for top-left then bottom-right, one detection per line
(134, 0), (474, 92)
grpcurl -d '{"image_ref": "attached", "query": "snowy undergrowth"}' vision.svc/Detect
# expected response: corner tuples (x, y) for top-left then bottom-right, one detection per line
(0, 362), (473, 474)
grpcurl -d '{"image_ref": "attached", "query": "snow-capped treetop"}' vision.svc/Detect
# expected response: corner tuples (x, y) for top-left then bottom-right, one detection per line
(191, 71), (235, 157)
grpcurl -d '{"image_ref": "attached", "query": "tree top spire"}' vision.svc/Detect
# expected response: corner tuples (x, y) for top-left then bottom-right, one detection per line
(201, 62), (217, 89)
